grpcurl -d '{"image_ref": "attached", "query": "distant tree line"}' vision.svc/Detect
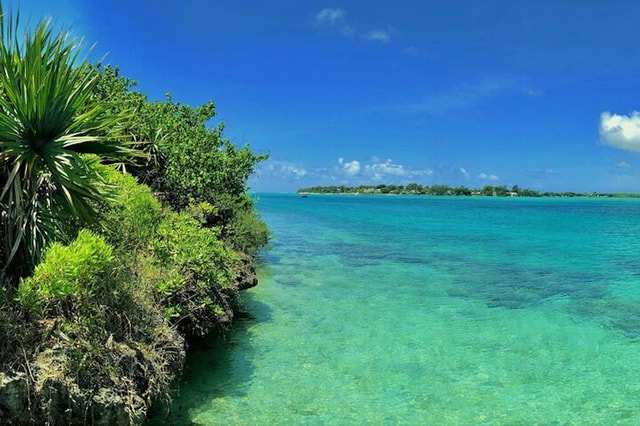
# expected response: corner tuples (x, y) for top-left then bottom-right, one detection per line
(297, 184), (637, 198)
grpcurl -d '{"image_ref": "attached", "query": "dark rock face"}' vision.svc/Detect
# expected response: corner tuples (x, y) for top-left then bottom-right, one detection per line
(0, 327), (186, 425)
(0, 252), (260, 425)
(234, 252), (258, 291)
(0, 372), (30, 423)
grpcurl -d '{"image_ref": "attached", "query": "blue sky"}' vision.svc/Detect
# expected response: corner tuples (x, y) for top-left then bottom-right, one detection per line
(22, 1), (640, 192)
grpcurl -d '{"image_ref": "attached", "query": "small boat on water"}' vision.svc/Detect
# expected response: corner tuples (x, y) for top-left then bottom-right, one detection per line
(300, 193), (308, 198)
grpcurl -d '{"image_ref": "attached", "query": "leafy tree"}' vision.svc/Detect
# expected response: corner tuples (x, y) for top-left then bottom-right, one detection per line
(86, 66), (269, 253)
(0, 8), (135, 276)
(519, 188), (540, 197)
(480, 185), (495, 196)
(494, 185), (509, 197)
(116, 95), (268, 220)
(430, 184), (451, 195)
(452, 185), (472, 196)
(405, 182), (422, 194)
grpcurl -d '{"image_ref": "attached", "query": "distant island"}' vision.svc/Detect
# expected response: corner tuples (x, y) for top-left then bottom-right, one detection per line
(298, 184), (640, 198)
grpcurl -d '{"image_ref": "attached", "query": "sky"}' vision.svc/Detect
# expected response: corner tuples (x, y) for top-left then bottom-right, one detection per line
(19, 0), (640, 192)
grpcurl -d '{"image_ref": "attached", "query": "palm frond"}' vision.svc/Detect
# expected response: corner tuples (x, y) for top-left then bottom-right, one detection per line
(0, 5), (138, 275)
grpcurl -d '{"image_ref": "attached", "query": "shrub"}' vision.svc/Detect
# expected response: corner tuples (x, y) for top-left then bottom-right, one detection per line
(17, 230), (114, 316)
(154, 211), (234, 286)
(226, 207), (271, 254)
(94, 162), (162, 253)
(11, 226), (186, 424)
(152, 210), (238, 336)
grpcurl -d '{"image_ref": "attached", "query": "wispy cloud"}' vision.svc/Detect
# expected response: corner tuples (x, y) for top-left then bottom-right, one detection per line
(478, 172), (500, 182)
(617, 161), (632, 169)
(524, 168), (558, 182)
(334, 157), (432, 182)
(600, 111), (640, 152)
(398, 78), (517, 115)
(365, 159), (409, 180)
(315, 8), (391, 44)
(332, 158), (501, 186)
(315, 8), (346, 25)
(520, 87), (542, 96)
(402, 46), (422, 56)
(365, 30), (391, 44)
(255, 157), (507, 192)
(260, 160), (308, 179)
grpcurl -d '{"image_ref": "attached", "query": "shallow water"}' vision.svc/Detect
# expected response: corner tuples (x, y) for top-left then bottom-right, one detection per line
(148, 194), (640, 424)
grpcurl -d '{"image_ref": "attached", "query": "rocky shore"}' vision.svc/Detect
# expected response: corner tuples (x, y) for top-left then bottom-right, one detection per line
(0, 254), (258, 425)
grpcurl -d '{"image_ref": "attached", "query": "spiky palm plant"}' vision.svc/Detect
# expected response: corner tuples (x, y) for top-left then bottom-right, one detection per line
(0, 5), (135, 276)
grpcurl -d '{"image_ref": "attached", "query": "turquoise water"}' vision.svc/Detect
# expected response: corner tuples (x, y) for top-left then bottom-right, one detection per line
(150, 194), (640, 424)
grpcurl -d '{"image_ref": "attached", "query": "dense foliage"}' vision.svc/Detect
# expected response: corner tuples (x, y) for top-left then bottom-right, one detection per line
(0, 8), (135, 277)
(0, 5), (269, 424)
(90, 66), (270, 253)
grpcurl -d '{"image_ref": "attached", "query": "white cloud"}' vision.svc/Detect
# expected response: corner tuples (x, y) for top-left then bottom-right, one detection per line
(261, 160), (307, 179)
(280, 165), (307, 179)
(478, 172), (499, 181)
(337, 157), (361, 176)
(617, 161), (632, 169)
(366, 30), (391, 43)
(334, 157), (432, 182)
(459, 167), (470, 179)
(315, 8), (346, 25)
(600, 111), (640, 152)
(365, 159), (408, 177)
(315, 8), (391, 43)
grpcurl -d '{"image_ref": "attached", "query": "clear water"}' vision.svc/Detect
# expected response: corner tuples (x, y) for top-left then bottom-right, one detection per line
(149, 194), (640, 425)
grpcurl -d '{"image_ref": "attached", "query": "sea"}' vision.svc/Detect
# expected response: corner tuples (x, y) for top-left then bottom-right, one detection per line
(148, 193), (640, 425)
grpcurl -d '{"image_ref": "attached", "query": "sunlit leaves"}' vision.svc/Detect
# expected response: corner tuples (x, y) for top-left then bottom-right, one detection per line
(0, 5), (135, 276)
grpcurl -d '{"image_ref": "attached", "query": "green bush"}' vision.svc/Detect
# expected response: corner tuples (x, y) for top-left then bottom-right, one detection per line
(17, 230), (114, 315)
(226, 207), (271, 254)
(154, 211), (234, 286)
(152, 210), (238, 336)
(87, 67), (271, 255)
(185, 195), (270, 255)
(94, 162), (162, 253)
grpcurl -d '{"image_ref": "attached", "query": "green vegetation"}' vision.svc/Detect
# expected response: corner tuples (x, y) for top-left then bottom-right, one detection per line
(298, 184), (635, 198)
(0, 5), (269, 424)
(0, 8), (135, 277)
(17, 230), (115, 316)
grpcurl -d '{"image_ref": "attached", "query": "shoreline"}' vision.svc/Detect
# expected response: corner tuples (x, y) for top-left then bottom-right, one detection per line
(296, 190), (640, 199)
